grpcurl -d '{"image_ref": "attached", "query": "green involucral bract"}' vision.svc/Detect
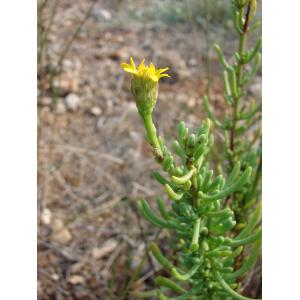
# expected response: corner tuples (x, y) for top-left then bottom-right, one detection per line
(131, 76), (158, 118)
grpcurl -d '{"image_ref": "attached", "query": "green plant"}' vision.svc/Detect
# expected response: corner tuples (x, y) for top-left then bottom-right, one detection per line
(204, 0), (261, 226)
(120, 0), (261, 298)
(121, 54), (261, 299)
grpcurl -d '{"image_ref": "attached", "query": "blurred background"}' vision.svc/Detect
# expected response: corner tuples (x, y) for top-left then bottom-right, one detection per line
(37, 0), (261, 299)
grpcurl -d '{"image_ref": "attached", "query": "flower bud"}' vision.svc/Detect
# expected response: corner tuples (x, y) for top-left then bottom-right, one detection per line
(131, 76), (158, 118)
(121, 57), (170, 119)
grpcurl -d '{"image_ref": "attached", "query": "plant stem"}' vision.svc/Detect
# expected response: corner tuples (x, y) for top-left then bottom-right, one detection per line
(143, 115), (161, 150)
(230, 25), (246, 159)
(228, 3), (252, 208)
(230, 1), (252, 163)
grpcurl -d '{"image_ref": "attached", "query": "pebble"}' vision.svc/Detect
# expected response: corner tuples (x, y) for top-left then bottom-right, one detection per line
(68, 275), (85, 285)
(90, 106), (102, 117)
(51, 273), (59, 281)
(56, 100), (66, 114)
(62, 59), (73, 69)
(51, 218), (72, 245)
(39, 96), (52, 106)
(41, 208), (52, 225)
(65, 93), (81, 111)
(53, 76), (79, 95)
(187, 97), (196, 108)
(52, 228), (72, 245)
(95, 9), (112, 21)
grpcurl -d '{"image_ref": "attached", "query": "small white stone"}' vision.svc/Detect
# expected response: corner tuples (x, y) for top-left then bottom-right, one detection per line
(68, 275), (85, 285)
(90, 106), (102, 117)
(65, 93), (81, 111)
(41, 208), (52, 225)
(51, 273), (59, 281)
(62, 59), (73, 69)
(97, 9), (111, 21)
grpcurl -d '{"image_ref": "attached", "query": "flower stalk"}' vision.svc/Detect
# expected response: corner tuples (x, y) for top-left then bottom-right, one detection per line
(142, 114), (161, 151)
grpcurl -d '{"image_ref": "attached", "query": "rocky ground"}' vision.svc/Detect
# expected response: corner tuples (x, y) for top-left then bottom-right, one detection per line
(37, 1), (261, 299)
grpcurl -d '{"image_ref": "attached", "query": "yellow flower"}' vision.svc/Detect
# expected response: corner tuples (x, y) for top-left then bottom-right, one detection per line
(121, 57), (170, 82)
(121, 57), (170, 118)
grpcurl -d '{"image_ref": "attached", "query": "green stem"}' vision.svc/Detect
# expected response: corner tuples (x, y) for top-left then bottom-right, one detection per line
(215, 272), (261, 300)
(228, 4), (251, 210)
(230, 33), (246, 158)
(230, 2), (251, 161)
(143, 114), (161, 150)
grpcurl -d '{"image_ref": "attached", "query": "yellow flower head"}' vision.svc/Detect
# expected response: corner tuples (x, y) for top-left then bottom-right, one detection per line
(120, 57), (170, 118)
(121, 57), (170, 82)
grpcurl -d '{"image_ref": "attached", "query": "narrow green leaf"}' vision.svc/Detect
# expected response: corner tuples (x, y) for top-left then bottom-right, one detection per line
(171, 168), (195, 185)
(231, 228), (262, 247)
(164, 184), (184, 201)
(214, 44), (231, 70)
(156, 197), (170, 220)
(155, 276), (186, 295)
(215, 272), (261, 300)
(200, 167), (252, 203)
(171, 264), (200, 281)
(150, 242), (173, 270)
(190, 218), (201, 251)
